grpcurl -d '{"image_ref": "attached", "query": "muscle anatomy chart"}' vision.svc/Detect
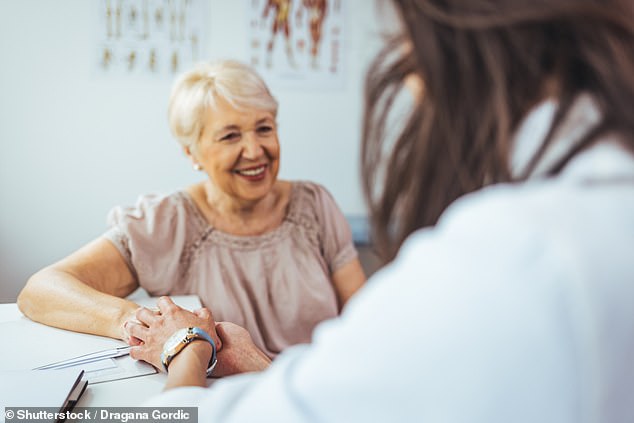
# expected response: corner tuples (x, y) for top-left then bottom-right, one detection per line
(97, 0), (206, 77)
(248, 0), (346, 89)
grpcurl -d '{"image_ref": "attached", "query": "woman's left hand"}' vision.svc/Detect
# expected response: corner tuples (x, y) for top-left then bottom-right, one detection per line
(125, 296), (221, 371)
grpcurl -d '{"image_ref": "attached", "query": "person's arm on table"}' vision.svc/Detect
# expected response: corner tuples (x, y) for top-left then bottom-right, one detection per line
(17, 237), (140, 340)
(163, 342), (213, 390)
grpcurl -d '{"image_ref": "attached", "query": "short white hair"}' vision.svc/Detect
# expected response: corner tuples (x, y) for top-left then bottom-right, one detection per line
(168, 60), (278, 151)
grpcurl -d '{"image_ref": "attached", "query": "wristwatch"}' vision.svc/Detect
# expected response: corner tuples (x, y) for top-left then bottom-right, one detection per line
(161, 327), (217, 377)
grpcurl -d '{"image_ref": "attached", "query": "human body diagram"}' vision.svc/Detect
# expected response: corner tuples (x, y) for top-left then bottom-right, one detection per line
(262, 0), (296, 68)
(261, 0), (331, 69)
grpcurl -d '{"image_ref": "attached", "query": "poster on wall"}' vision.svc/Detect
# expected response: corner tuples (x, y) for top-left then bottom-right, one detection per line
(96, 0), (206, 77)
(247, 0), (346, 90)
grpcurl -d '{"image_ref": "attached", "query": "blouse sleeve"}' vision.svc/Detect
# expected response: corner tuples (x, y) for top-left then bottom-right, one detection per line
(305, 182), (358, 274)
(102, 193), (191, 295)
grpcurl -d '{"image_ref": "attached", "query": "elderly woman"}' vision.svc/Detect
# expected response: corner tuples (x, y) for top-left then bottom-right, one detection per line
(17, 60), (366, 362)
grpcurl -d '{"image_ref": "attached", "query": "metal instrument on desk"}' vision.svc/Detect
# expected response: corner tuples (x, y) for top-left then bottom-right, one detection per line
(33, 345), (133, 370)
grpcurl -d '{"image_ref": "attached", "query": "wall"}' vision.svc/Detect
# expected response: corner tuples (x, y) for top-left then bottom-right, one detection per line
(0, 0), (392, 302)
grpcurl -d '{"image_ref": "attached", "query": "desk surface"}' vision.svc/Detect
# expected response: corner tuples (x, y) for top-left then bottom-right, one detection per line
(0, 295), (202, 407)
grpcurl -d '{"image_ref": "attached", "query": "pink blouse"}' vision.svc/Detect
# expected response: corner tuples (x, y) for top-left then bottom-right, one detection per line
(103, 181), (357, 357)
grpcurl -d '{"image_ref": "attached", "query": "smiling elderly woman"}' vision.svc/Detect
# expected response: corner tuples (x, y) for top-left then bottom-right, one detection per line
(17, 60), (366, 367)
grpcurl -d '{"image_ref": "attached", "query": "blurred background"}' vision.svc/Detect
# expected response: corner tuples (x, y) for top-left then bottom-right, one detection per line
(0, 0), (394, 302)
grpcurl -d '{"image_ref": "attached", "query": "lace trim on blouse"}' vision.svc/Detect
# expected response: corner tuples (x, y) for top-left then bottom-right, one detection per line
(177, 182), (321, 251)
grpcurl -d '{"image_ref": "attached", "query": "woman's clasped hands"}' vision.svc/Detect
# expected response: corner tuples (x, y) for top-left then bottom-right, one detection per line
(124, 296), (219, 372)
(123, 296), (270, 378)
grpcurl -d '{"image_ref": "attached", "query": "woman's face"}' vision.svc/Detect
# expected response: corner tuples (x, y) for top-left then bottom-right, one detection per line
(193, 97), (280, 204)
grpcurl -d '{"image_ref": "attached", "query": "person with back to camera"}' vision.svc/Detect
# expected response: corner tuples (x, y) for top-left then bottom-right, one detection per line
(122, 0), (634, 420)
(17, 60), (366, 371)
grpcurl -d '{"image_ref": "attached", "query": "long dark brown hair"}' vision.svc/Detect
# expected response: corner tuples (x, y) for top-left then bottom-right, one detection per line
(362, 0), (634, 261)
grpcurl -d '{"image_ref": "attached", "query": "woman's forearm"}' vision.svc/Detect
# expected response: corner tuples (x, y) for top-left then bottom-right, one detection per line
(17, 268), (139, 340)
(164, 342), (213, 390)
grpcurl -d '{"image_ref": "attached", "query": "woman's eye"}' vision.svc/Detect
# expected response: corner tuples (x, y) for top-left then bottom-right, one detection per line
(256, 126), (273, 134)
(220, 132), (240, 141)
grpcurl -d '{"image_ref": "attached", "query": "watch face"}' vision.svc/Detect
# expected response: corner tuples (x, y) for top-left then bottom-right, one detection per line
(162, 327), (216, 375)
(164, 328), (189, 354)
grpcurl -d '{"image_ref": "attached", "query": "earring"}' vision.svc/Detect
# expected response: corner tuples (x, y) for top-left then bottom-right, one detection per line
(193, 163), (202, 171)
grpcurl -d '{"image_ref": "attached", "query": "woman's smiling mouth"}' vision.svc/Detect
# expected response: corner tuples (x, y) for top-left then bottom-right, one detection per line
(234, 164), (267, 181)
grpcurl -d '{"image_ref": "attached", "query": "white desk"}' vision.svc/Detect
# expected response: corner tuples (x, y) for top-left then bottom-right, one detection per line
(0, 295), (202, 407)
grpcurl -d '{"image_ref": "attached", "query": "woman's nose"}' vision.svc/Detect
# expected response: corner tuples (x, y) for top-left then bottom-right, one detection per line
(241, 132), (264, 160)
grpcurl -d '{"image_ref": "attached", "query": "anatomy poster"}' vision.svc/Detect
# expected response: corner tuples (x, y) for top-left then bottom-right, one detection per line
(96, 0), (206, 77)
(247, 0), (346, 90)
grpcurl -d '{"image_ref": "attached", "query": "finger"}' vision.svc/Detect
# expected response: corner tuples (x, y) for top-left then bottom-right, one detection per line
(214, 322), (231, 347)
(127, 335), (144, 347)
(129, 345), (145, 361)
(216, 321), (239, 333)
(199, 310), (221, 350)
(129, 346), (162, 372)
(135, 307), (159, 326)
(157, 296), (179, 315)
(125, 321), (150, 342)
(215, 321), (228, 336)
(194, 307), (213, 321)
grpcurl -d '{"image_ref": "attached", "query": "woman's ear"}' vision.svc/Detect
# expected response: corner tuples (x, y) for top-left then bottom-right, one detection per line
(184, 146), (203, 171)
(184, 146), (198, 164)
